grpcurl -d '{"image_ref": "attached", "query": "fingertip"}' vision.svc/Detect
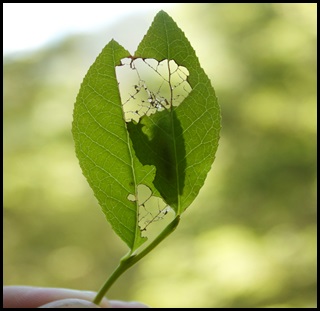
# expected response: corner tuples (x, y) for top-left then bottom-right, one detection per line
(39, 298), (102, 308)
(3, 286), (110, 308)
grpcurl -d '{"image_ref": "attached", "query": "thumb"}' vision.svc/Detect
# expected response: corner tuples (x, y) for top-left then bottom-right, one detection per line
(39, 298), (102, 308)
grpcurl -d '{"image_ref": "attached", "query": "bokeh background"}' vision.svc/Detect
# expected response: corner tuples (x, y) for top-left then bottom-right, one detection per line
(4, 3), (316, 308)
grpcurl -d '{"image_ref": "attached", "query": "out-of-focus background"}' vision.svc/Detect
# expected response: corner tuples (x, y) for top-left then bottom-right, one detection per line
(4, 3), (316, 308)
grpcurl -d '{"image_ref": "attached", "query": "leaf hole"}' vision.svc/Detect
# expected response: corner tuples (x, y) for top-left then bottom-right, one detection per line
(128, 184), (175, 237)
(116, 58), (192, 122)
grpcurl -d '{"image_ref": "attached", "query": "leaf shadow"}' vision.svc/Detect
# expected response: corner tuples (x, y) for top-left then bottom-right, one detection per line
(127, 108), (186, 212)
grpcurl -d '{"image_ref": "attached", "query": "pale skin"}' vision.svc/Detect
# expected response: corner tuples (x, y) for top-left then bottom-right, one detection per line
(3, 286), (149, 308)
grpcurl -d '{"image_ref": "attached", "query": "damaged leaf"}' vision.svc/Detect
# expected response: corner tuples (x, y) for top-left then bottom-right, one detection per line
(72, 10), (220, 302)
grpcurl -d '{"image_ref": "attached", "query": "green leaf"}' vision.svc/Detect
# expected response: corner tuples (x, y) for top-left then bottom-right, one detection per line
(72, 11), (220, 301)
(128, 10), (221, 214)
(72, 39), (157, 251)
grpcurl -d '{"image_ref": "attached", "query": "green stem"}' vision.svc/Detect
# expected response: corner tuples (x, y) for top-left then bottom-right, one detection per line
(92, 215), (180, 305)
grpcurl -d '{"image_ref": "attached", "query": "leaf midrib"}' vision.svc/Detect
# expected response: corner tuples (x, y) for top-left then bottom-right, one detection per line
(162, 14), (182, 215)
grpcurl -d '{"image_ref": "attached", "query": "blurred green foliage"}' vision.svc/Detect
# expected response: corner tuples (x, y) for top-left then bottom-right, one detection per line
(4, 3), (316, 308)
